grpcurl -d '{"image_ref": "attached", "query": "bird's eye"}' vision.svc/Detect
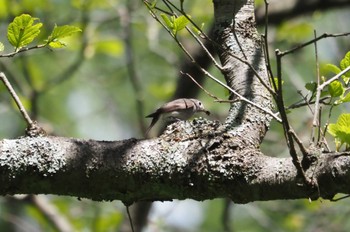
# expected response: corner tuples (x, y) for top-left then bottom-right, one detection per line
(198, 102), (202, 106)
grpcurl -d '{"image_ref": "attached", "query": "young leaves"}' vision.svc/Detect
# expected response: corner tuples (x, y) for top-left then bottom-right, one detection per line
(305, 51), (350, 105)
(2, 13), (81, 55)
(340, 51), (350, 84)
(325, 51), (350, 85)
(160, 14), (190, 36)
(46, 25), (82, 48)
(328, 114), (350, 151)
(7, 14), (43, 51)
(328, 80), (344, 98)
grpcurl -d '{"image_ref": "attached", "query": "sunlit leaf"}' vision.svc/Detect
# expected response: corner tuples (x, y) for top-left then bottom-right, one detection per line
(340, 51), (350, 71)
(7, 14), (42, 50)
(48, 40), (67, 48)
(324, 63), (341, 75)
(328, 80), (344, 97)
(340, 51), (350, 84)
(192, 22), (204, 35)
(160, 14), (191, 35)
(340, 92), (350, 103)
(160, 13), (173, 29)
(328, 114), (350, 149)
(173, 15), (190, 32)
(0, 42), (4, 52)
(149, 0), (157, 8)
(47, 25), (81, 48)
(49, 25), (82, 40)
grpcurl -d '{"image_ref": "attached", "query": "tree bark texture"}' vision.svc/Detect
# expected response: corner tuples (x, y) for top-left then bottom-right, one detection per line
(1, 130), (350, 203)
(1, 0), (350, 204)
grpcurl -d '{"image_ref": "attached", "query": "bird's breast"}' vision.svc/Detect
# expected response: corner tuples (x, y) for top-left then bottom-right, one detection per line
(162, 108), (194, 122)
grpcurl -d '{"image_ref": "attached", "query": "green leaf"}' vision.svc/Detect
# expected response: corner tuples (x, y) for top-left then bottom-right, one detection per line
(47, 25), (81, 48)
(305, 82), (317, 92)
(328, 80), (344, 97)
(340, 51), (350, 84)
(173, 15), (190, 33)
(328, 114), (350, 147)
(48, 40), (67, 48)
(340, 92), (350, 103)
(0, 42), (4, 52)
(49, 25), (82, 40)
(160, 14), (173, 30)
(192, 22), (205, 35)
(324, 63), (341, 75)
(160, 14), (190, 35)
(340, 51), (350, 71)
(7, 14), (42, 50)
(328, 117), (343, 137)
(149, 0), (157, 8)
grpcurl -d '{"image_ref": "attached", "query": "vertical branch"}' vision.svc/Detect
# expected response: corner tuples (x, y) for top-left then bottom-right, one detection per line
(0, 72), (33, 127)
(311, 30), (321, 145)
(262, 0), (276, 91)
(274, 51), (307, 180)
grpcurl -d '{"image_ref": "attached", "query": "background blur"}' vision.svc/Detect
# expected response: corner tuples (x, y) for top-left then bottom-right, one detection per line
(0, 0), (350, 231)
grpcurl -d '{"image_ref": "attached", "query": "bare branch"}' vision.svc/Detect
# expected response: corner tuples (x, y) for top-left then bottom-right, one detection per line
(0, 72), (33, 127)
(312, 66), (350, 128)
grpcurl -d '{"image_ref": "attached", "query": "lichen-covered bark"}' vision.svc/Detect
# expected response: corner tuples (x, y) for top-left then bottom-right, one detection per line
(1, 120), (350, 203)
(0, 0), (350, 205)
(213, 0), (273, 146)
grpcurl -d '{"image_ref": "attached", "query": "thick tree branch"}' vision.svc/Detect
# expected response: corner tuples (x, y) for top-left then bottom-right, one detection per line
(0, 0), (349, 209)
(1, 122), (349, 203)
(213, 0), (273, 145)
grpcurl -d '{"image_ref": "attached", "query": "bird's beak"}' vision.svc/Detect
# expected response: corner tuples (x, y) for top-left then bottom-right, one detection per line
(204, 110), (210, 115)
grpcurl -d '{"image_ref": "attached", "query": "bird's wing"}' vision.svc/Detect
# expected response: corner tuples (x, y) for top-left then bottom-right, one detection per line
(161, 98), (195, 112)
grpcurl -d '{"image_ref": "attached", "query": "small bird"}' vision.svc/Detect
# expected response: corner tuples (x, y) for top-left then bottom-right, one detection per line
(145, 98), (210, 135)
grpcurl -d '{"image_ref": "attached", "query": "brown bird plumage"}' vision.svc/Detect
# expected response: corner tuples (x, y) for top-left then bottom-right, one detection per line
(145, 98), (210, 135)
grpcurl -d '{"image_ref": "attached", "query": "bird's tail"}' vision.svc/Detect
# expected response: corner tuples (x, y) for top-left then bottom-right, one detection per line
(145, 114), (159, 136)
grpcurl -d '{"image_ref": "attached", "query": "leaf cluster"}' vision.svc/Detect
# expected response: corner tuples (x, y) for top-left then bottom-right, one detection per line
(305, 52), (350, 103)
(160, 14), (191, 36)
(305, 51), (350, 151)
(0, 14), (81, 55)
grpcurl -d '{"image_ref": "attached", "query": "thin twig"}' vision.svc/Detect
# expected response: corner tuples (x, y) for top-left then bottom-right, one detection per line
(262, 0), (275, 89)
(310, 30), (320, 144)
(143, 1), (282, 123)
(278, 32), (350, 57)
(160, 0), (276, 96)
(180, 71), (222, 101)
(126, 206), (135, 232)
(286, 96), (330, 110)
(0, 72), (33, 127)
(0, 44), (47, 58)
(30, 195), (73, 232)
(289, 129), (308, 158)
(275, 50), (308, 181)
(312, 65), (350, 127)
(161, 0), (223, 71)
